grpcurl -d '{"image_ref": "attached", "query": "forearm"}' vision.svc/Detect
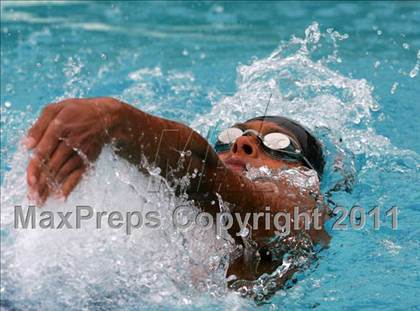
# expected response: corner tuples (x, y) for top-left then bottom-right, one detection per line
(107, 100), (221, 186)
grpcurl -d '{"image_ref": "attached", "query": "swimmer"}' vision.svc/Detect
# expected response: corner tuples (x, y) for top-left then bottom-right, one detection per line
(24, 97), (330, 286)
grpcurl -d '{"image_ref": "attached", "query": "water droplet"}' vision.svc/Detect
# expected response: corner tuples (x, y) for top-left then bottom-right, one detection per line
(199, 52), (206, 59)
(378, 113), (385, 121)
(304, 22), (320, 44)
(238, 286), (248, 296)
(402, 43), (410, 50)
(4, 101), (11, 108)
(377, 30), (382, 36)
(100, 53), (107, 60)
(409, 63), (419, 78)
(149, 167), (161, 176)
(239, 227), (249, 237)
(390, 82), (398, 94)
(182, 49), (189, 56)
(5, 84), (13, 92)
(370, 102), (380, 112)
(374, 60), (381, 68)
(213, 5), (224, 13)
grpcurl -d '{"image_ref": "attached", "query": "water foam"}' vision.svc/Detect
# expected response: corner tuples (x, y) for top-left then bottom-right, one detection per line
(1, 147), (234, 309)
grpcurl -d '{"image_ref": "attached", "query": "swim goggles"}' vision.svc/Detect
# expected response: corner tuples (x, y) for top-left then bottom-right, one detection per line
(214, 127), (316, 171)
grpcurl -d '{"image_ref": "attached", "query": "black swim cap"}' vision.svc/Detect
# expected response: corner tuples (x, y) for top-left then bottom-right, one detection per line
(246, 116), (325, 178)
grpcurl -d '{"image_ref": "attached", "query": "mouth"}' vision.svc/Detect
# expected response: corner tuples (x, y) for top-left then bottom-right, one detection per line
(224, 157), (247, 173)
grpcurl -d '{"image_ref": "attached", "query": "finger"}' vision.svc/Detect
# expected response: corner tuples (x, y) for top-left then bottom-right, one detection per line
(60, 168), (85, 199)
(27, 153), (57, 197)
(29, 170), (53, 207)
(33, 119), (63, 165)
(36, 164), (57, 202)
(38, 181), (52, 206)
(56, 155), (84, 184)
(27, 156), (42, 189)
(46, 141), (74, 178)
(27, 182), (40, 204)
(26, 103), (63, 149)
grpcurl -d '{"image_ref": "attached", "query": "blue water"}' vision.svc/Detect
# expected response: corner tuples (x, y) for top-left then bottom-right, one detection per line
(1, 1), (419, 310)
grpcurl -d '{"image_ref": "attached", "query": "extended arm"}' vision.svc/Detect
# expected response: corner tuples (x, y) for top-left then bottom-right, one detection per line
(25, 97), (257, 206)
(25, 97), (317, 225)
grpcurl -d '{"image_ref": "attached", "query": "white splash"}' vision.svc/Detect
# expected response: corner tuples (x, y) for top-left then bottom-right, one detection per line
(1, 147), (234, 309)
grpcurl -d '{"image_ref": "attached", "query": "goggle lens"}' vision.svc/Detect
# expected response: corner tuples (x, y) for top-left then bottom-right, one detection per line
(217, 128), (293, 151)
(262, 132), (291, 150)
(217, 127), (243, 144)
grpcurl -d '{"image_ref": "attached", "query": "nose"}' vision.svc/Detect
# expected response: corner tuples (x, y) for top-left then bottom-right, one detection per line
(231, 135), (259, 157)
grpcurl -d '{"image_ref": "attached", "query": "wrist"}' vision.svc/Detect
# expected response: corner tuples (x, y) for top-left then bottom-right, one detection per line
(106, 97), (125, 128)
(92, 97), (126, 143)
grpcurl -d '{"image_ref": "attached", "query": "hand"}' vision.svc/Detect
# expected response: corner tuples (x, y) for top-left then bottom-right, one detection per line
(25, 97), (122, 205)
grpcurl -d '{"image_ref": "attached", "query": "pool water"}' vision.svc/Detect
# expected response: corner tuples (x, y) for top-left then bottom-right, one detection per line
(1, 1), (419, 310)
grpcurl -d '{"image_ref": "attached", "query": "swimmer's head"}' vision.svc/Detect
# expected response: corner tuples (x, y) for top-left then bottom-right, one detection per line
(215, 116), (325, 178)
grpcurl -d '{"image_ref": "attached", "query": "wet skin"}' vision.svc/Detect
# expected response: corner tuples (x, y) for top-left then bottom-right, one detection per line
(25, 97), (329, 282)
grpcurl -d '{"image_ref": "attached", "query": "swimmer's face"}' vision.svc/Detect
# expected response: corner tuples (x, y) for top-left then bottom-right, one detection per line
(217, 120), (304, 173)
